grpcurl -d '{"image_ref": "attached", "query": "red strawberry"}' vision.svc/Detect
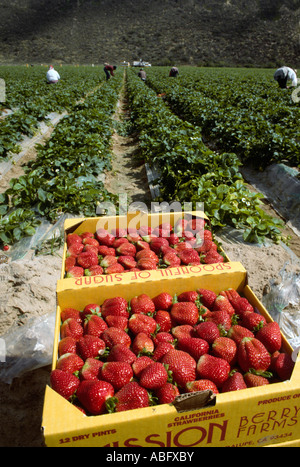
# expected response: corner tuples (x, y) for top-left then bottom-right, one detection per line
(77, 335), (106, 360)
(105, 315), (128, 330)
(186, 379), (219, 394)
(155, 383), (180, 404)
(83, 245), (99, 255)
(67, 242), (84, 256)
(130, 294), (155, 315)
(81, 303), (101, 321)
(238, 337), (271, 373)
(76, 250), (98, 269)
(61, 307), (82, 324)
(271, 352), (295, 380)
(80, 231), (95, 240)
(100, 255), (118, 268)
(98, 245), (116, 257)
(56, 352), (84, 373)
(83, 314), (108, 337)
(154, 310), (172, 332)
(66, 266), (84, 278)
(163, 251), (181, 267)
(128, 313), (158, 336)
(170, 302), (199, 326)
(222, 371), (247, 392)
(171, 324), (194, 340)
(65, 256), (76, 272)
(227, 325), (254, 345)
(177, 290), (199, 303)
(107, 344), (137, 364)
(205, 310), (232, 332)
(152, 292), (173, 311)
(137, 258), (158, 270)
(149, 237), (169, 254)
(116, 242), (136, 257)
(117, 255), (137, 269)
(152, 342), (174, 362)
(244, 372), (270, 388)
(135, 239), (150, 251)
(111, 228), (127, 238)
(213, 295), (235, 317)
(79, 357), (103, 381)
(161, 349), (197, 388)
(241, 311), (267, 332)
(101, 297), (129, 319)
(197, 288), (217, 309)
(66, 233), (82, 247)
(203, 249), (224, 264)
(112, 237), (129, 249)
(152, 331), (174, 346)
(197, 354), (231, 387)
(136, 249), (159, 262)
(50, 369), (80, 400)
(256, 321), (282, 354)
(77, 380), (114, 415)
(105, 263), (125, 274)
(108, 381), (149, 412)
(177, 337), (209, 360)
(58, 337), (77, 356)
(84, 265), (104, 276)
(186, 218), (206, 234)
(212, 337), (237, 365)
(194, 321), (220, 344)
(132, 356), (153, 377)
(178, 248), (200, 265)
(132, 332), (154, 355)
(100, 362), (133, 390)
(220, 289), (254, 316)
(95, 228), (115, 247)
(139, 361), (169, 389)
(60, 318), (83, 341)
(101, 327), (131, 349)
(167, 233), (180, 246)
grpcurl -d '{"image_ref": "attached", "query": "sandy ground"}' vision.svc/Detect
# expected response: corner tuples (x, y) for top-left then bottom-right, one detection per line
(0, 87), (299, 447)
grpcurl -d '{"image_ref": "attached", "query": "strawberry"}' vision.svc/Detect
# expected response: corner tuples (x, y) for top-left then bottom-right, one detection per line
(137, 258), (158, 270)
(152, 331), (174, 346)
(136, 249), (159, 262)
(58, 336), (77, 356)
(56, 352), (84, 373)
(66, 266), (84, 278)
(76, 250), (99, 269)
(130, 294), (155, 315)
(152, 342), (175, 362)
(244, 372), (270, 388)
(177, 290), (199, 303)
(271, 352), (295, 380)
(139, 361), (169, 390)
(167, 233), (180, 246)
(83, 314), (108, 337)
(220, 289), (253, 315)
(111, 228), (127, 238)
(105, 315), (128, 330)
(227, 325), (254, 345)
(212, 337), (237, 365)
(128, 313), (158, 336)
(101, 297), (129, 319)
(205, 310), (232, 332)
(77, 380), (114, 415)
(105, 263), (125, 274)
(152, 292), (173, 311)
(101, 327), (131, 349)
(100, 255), (118, 268)
(65, 256), (76, 272)
(197, 288), (217, 309)
(66, 233), (82, 247)
(213, 295), (235, 317)
(170, 302), (200, 326)
(136, 240), (151, 251)
(79, 357), (103, 381)
(112, 237), (129, 249)
(171, 324), (194, 340)
(174, 218), (188, 235)
(186, 218), (206, 235)
(61, 307), (82, 324)
(98, 245), (116, 257)
(117, 255), (137, 269)
(194, 321), (220, 344)
(197, 354), (230, 387)
(81, 303), (101, 321)
(80, 231), (95, 240)
(221, 371), (247, 392)
(84, 265), (104, 276)
(177, 248), (200, 265)
(95, 228), (115, 247)
(132, 332), (154, 355)
(155, 383), (180, 404)
(100, 362), (133, 390)
(154, 310), (172, 332)
(241, 311), (267, 332)
(149, 237), (169, 254)
(177, 337), (209, 360)
(107, 344), (137, 364)
(67, 242), (84, 256)
(161, 349), (197, 388)
(256, 321), (282, 354)
(203, 249), (224, 264)
(50, 369), (80, 400)
(116, 242), (136, 257)
(163, 251), (181, 267)
(60, 318), (83, 341)
(138, 225), (154, 239)
(107, 381), (149, 412)
(77, 335), (106, 360)
(238, 337), (271, 373)
(186, 380), (219, 394)
(132, 356), (153, 377)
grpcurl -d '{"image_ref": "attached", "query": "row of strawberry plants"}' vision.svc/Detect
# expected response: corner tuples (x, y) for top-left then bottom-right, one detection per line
(144, 67), (300, 169)
(126, 69), (284, 244)
(0, 66), (105, 160)
(0, 71), (122, 246)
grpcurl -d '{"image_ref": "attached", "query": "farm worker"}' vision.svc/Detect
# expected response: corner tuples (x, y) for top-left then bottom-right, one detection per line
(46, 65), (60, 84)
(274, 66), (298, 89)
(104, 63), (117, 80)
(169, 66), (179, 77)
(138, 68), (147, 81)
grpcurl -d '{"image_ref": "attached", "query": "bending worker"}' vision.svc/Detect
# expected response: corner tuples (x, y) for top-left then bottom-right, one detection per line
(274, 66), (298, 89)
(46, 65), (60, 84)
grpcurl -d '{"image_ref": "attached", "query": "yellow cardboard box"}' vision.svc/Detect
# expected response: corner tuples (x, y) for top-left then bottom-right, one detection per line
(42, 263), (300, 447)
(61, 211), (229, 282)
